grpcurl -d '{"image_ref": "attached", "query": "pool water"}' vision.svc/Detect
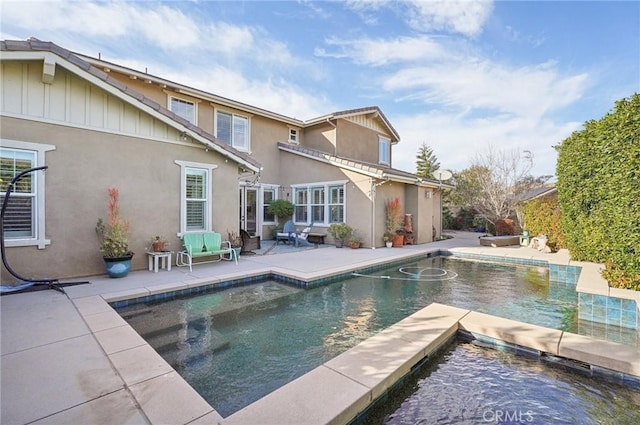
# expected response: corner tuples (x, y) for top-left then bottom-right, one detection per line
(358, 341), (640, 425)
(118, 256), (639, 417)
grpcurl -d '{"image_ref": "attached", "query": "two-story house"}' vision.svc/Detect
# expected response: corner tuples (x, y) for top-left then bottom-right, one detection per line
(1, 38), (450, 281)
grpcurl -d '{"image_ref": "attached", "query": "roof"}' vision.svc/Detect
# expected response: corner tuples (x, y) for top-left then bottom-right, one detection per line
(305, 106), (401, 143)
(517, 185), (557, 202)
(278, 142), (454, 189)
(0, 38), (262, 172)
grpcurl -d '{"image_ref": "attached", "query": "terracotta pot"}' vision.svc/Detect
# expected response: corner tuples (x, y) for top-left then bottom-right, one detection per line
(392, 234), (404, 247)
(350, 242), (361, 249)
(152, 241), (166, 252)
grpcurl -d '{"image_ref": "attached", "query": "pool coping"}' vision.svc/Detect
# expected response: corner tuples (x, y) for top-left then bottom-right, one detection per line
(70, 248), (640, 425)
(221, 303), (640, 425)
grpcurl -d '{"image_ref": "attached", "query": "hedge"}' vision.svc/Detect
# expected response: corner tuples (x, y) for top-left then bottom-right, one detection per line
(555, 93), (640, 290)
(521, 195), (566, 252)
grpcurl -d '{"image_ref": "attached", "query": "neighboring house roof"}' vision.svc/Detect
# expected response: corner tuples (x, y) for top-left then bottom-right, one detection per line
(517, 185), (557, 202)
(305, 106), (401, 143)
(278, 142), (454, 189)
(0, 38), (262, 172)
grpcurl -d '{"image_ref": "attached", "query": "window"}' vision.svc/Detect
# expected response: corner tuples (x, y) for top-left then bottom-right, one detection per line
(292, 182), (346, 225)
(216, 110), (249, 151)
(289, 128), (298, 143)
(0, 140), (55, 248)
(310, 187), (325, 223)
(175, 160), (218, 234)
(263, 188), (276, 223)
(294, 188), (308, 223)
(170, 97), (196, 124)
(328, 185), (345, 223)
(379, 136), (390, 165)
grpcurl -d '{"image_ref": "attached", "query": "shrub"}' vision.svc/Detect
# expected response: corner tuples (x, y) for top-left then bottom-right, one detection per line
(555, 93), (640, 290)
(521, 195), (566, 252)
(495, 218), (515, 236)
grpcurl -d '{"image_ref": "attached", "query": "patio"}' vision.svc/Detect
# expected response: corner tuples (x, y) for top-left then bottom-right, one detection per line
(1, 231), (637, 425)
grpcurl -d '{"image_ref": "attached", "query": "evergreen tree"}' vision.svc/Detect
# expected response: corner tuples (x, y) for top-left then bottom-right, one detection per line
(415, 143), (440, 178)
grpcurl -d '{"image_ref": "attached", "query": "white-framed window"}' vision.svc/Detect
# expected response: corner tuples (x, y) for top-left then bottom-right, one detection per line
(262, 186), (277, 224)
(292, 181), (346, 225)
(289, 128), (298, 143)
(379, 136), (390, 165)
(169, 96), (197, 124)
(175, 160), (218, 234)
(0, 139), (55, 248)
(216, 110), (250, 151)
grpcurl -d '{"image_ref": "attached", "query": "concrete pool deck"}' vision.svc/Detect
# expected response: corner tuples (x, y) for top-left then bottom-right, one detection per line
(1, 231), (639, 425)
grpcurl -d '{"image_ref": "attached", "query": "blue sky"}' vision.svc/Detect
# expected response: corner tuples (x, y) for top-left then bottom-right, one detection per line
(2, 1), (638, 178)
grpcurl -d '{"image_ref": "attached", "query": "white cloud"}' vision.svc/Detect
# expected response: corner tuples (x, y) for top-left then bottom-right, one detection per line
(316, 35), (445, 66)
(382, 59), (589, 119)
(390, 111), (583, 178)
(405, 0), (494, 36)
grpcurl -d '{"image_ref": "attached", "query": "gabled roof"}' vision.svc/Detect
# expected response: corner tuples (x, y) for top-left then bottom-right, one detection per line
(278, 142), (454, 189)
(305, 106), (401, 143)
(0, 38), (261, 172)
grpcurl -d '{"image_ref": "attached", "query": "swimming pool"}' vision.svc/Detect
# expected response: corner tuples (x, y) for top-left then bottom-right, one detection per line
(117, 256), (639, 416)
(357, 340), (640, 424)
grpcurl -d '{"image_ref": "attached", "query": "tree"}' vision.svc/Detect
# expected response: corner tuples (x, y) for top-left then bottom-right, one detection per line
(415, 143), (440, 178)
(469, 146), (537, 227)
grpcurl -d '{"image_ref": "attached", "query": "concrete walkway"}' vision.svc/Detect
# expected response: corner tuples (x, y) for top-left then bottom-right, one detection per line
(0, 231), (632, 424)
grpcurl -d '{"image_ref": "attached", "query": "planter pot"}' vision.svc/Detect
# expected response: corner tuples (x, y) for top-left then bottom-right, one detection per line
(232, 247), (241, 258)
(335, 240), (344, 248)
(152, 241), (166, 252)
(103, 254), (134, 278)
(392, 234), (404, 247)
(350, 242), (361, 249)
(385, 241), (393, 248)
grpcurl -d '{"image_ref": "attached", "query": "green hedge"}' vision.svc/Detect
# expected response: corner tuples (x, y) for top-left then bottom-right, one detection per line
(521, 195), (566, 252)
(555, 94), (640, 290)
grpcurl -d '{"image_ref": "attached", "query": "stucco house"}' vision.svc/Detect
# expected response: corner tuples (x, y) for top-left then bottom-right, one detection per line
(1, 38), (450, 281)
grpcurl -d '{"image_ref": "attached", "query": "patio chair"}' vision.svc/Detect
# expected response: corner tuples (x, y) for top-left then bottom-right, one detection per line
(276, 220), (296, 245)
(240, 229), (261, 253)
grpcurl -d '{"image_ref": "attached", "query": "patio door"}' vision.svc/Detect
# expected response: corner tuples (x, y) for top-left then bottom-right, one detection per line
(239, 187), (259, 236)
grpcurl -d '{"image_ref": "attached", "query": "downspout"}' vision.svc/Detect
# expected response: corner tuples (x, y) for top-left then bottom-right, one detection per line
(326, 118), (337, 156)
(370, 177), (390, 249)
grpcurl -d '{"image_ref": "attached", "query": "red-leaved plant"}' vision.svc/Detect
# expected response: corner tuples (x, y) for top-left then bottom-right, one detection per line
(96, 187), (133, 258)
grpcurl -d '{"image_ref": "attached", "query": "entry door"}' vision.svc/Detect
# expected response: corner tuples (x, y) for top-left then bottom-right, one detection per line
(239, 187), (259, 236)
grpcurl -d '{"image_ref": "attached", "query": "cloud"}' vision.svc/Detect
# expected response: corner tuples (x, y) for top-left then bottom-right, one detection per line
(405, 0), (494, 36)
(382, 59), (589, 119)
(390, 110), (583, 178)
(315, 35), (445, 66)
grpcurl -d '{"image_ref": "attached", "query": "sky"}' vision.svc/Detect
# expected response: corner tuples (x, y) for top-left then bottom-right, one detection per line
(1, 1), (639, 178)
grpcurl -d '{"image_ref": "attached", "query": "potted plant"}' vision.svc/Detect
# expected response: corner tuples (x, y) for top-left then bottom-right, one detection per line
(267, 199), (295, 228)
(227, 231), (243, 257)
(349, 231), (362, 249)
(328, 223), (352, 248)
(385, 197), (404, 247)
(151, 235), (167, 252)
(96, 187), (134, 278)
(383, 232), (393, 248)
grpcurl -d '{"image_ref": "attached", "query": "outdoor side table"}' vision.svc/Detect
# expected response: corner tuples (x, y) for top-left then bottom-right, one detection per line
(147, 251), (173, 272)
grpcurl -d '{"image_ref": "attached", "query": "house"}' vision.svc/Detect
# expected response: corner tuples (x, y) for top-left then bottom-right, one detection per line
(1, 38), (451, 281)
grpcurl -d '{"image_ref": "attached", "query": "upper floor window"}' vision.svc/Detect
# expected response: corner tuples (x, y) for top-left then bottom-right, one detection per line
(175, 160), (218, 234)
(0, 140), (55, 248)
(289, 128), (298, 143)
(216, 111), (249, 151)
(379, 136), (390, 165)
(169, 97), (196, 124)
